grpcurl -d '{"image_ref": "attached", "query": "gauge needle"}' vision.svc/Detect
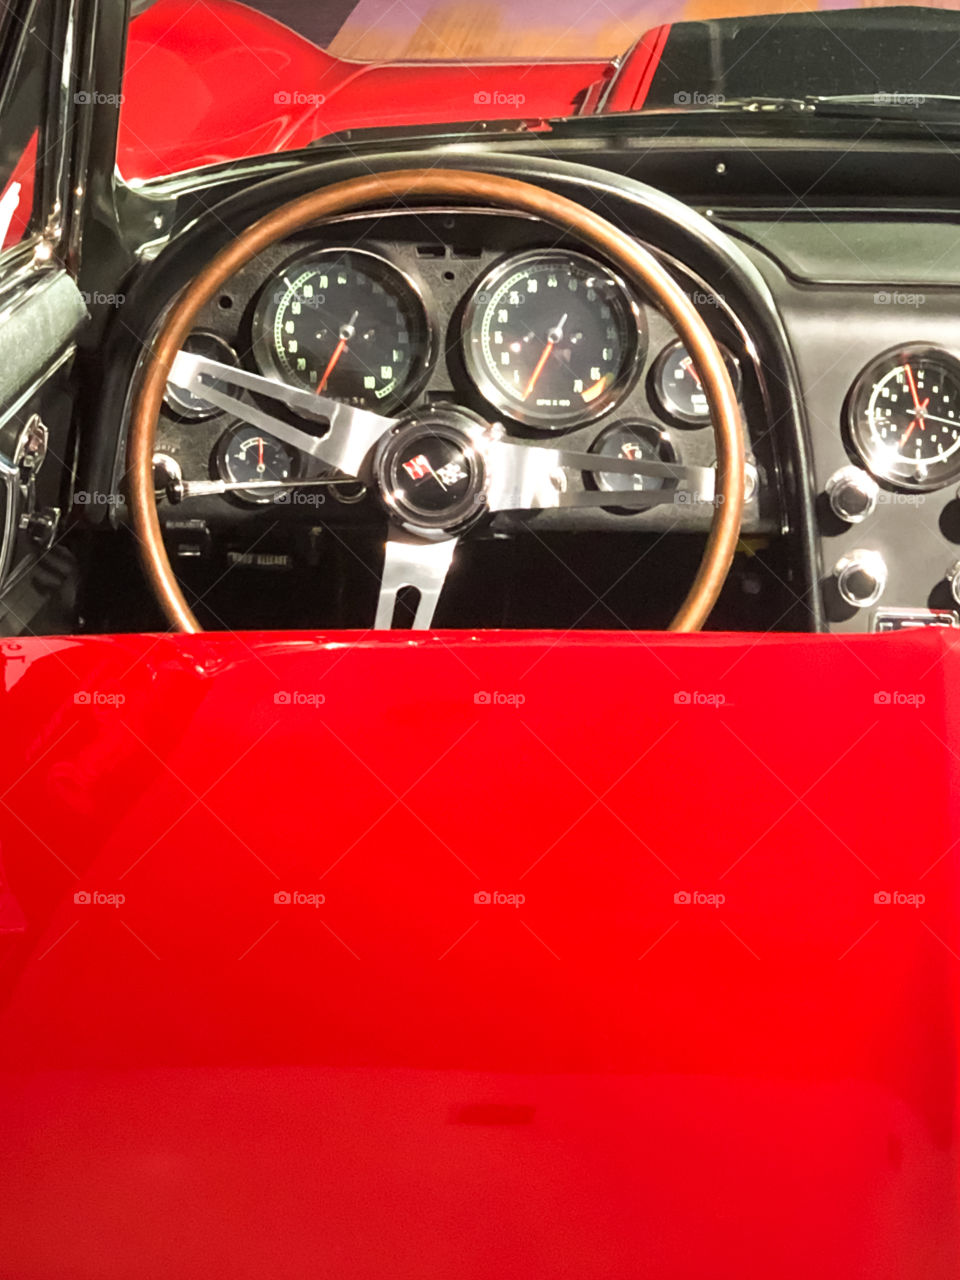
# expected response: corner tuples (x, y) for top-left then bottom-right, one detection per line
(315, 310), (358, 395)
(900, 396), (929, 448)
(257, 437), (264, 472)
(522, 313), (567, 400)
(680, 355), (703, 388)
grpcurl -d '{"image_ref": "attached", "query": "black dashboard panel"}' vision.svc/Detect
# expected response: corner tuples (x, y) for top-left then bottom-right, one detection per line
(144, 208), (775, 538)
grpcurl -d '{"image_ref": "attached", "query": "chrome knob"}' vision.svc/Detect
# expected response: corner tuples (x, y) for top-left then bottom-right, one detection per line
(826, 465), (879, 524)
(946, 561), (960, 607)
(834, 549), (887, 608)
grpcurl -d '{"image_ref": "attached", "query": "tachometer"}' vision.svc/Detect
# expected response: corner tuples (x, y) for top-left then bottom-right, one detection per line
(847, 345), (960, 490)
(252, 248), (431, 410)
(462, 249), (643, 430)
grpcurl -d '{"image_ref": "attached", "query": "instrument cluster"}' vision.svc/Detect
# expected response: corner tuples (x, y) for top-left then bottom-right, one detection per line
(155, 213), (764, 522)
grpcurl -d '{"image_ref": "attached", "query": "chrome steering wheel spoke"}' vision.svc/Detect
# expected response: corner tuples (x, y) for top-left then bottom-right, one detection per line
(484, 438), (717, 511)
(167, 351), (398, 478)
(375, 532), (459, 630)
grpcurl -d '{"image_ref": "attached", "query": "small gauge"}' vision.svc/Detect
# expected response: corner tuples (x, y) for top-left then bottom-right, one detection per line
(587, 420), (678, 510)
(652, 339), (741, 426)
(164, 332), (237, 420)
(463, 249), (644, 430)
(252, 248), (432, 410)
(847, 345), (960, 491)
(215, 426), (299, 503)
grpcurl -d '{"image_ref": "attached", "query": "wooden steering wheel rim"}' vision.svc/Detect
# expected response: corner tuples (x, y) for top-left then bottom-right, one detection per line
(127, 168), (744, 633)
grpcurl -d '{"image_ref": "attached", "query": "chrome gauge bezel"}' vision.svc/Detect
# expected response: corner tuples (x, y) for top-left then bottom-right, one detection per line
(461, 248), (645, 431)
(163, 332), (238, 421)
(650, 338), (742, 427)
(846, 343), (960, 492)
(214, 424), (301, 505)
(251, 246), (435, 413)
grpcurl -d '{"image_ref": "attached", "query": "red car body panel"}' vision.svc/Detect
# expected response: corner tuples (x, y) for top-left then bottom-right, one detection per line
(119, 0), (613, 180)
(1, 628), (957, 1277)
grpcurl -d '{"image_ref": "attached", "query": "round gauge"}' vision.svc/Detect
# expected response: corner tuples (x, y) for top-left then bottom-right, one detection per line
(652, 339), (742, 426)
(163, 332), (237, 420)
(587, 420), (678, 509)
(462, 249), (644, 430)
(847, 346), (960, 490)
(252, 248), (431, 410)
(215, 426), (299, 503)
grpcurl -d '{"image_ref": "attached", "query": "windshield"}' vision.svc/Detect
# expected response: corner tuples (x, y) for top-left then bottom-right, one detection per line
(119, 0), (960, 181)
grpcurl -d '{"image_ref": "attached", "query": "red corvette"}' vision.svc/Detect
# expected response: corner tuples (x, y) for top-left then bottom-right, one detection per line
(2, 1), (960, 1276)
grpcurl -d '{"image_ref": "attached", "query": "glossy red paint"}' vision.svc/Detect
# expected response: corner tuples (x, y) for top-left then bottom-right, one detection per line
(119, 0), (609, 180)
(0, 627), (958, 1277)
(603, 24), (672, 113)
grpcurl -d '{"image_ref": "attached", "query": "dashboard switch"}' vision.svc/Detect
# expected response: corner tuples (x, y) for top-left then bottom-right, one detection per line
(834, 549), (887, 608)
(825, 465), (879, 524)
(946, 561), (960, 607)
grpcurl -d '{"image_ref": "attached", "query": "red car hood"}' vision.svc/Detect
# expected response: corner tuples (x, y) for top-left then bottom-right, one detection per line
(1, 627), (958, 1277)
(119, 0), (612, 180)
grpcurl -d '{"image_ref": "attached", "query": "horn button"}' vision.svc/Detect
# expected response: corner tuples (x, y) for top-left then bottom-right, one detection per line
(374, 406), (488, 534)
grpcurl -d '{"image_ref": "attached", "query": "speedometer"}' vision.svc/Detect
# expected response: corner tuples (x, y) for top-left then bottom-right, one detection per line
(847, 345), (960, 490)
(252, 248), (432, 410)
(462, 250), (644, 430)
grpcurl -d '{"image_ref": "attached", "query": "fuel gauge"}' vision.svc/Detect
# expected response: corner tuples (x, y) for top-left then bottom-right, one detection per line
(215, 426), (299, 503)
(652, 339), (741, 426)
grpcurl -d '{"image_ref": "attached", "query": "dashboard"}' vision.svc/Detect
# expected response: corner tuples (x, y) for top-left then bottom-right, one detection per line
(147, 209), (771, 536)
(84, 146), (960, 635)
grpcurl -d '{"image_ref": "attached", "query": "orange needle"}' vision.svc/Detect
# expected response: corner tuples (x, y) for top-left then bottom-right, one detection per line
(900, 397), (929, 448)
(316, 337), (347, 395)
(257, 437), (264, 468)
(904, 362), (923, 411)
(315, 310), (359, 396)
(523, 342), (554, 401)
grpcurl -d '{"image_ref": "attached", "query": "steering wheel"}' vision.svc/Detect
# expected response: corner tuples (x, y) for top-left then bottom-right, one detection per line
(128, 169), (744, 632)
